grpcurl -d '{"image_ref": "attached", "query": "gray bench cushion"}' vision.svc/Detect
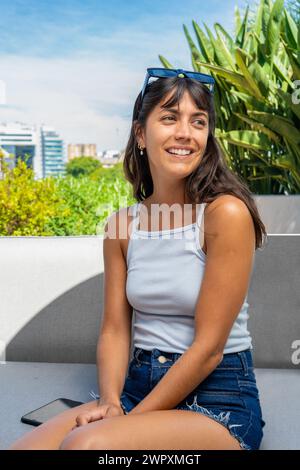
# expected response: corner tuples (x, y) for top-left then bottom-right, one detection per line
(0, 362), (97, 449)
(0, 363), (299, 450)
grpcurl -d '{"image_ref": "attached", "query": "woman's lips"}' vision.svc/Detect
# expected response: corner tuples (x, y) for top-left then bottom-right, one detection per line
(165, 150), (194, 160)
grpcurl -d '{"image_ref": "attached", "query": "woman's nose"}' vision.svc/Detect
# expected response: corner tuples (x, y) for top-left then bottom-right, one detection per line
(174, 121), (192, 138)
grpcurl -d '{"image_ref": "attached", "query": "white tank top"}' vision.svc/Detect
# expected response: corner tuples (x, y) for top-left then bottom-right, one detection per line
(126, 202), (252, 354)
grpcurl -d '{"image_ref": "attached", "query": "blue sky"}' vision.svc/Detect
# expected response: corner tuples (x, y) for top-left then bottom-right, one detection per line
(0, 0), (250, 152)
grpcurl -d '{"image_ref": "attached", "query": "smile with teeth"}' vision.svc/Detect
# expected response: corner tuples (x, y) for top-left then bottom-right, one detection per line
(166, 148), (194, 157)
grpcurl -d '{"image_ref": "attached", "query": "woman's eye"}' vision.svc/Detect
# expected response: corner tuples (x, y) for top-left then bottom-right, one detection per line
(163, 116), (206, 126)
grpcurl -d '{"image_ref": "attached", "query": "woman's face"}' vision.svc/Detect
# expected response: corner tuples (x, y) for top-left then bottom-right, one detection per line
(139, 89), (209, 181)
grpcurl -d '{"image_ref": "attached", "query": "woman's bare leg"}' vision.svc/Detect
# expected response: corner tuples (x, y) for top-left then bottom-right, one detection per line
(8, 399), (99, 450)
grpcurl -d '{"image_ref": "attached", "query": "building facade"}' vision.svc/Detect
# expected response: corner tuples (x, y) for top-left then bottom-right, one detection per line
(0, 122), (37, 174)
(68, 144), (97, 161)
(40, 126), (65, 178)
(0, 122), (66, 179)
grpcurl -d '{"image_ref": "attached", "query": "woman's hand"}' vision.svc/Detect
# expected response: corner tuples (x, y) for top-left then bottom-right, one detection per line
(72, 401), (125, 430)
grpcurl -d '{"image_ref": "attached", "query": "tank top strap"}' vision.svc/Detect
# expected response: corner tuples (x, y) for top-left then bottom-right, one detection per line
(195, 202), (207, 251)
(196, 202), (207, 227)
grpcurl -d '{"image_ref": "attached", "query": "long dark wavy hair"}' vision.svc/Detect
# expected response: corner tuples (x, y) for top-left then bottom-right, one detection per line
(123, 76), (267, 250)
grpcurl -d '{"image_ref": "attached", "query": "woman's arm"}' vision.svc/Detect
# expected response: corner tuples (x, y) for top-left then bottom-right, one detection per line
(129, 195), (256, 415)
(97, 210), (133, 406)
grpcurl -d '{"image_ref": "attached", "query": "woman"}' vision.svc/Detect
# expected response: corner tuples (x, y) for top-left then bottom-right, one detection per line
(10, 68), (266, 450)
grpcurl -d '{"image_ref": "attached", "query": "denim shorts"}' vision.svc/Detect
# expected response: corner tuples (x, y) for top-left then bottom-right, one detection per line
(119, 347), (266, 450)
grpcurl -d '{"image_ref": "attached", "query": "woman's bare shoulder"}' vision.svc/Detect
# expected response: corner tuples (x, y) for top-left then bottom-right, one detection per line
(104, 204), (137, 237)
(205, 194), (250, 218)
(204, 195), (253, 238)
(104, 204), (138, 261)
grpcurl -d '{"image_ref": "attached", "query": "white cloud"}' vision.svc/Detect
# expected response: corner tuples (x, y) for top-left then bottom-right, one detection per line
(0, 54), (141, 151)
(0, 31), (190, 152)
(0, 1), (245, 152)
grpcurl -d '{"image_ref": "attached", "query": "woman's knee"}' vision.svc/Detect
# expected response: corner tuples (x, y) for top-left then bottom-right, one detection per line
(59, 427), (95, 450)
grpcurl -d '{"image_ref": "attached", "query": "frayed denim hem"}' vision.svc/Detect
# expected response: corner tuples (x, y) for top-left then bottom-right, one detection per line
(177, 394), (252, 451)
(90, 389), (253, 449)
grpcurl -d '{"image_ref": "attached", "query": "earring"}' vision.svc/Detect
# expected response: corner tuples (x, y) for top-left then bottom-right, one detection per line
(138, 143), (144, 155)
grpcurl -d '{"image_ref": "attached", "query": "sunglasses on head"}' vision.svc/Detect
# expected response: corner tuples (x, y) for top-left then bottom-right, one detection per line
(140, 67), (215, 101)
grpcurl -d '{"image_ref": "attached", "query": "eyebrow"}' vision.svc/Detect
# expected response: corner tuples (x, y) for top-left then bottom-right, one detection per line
(160, 107), (208, 118)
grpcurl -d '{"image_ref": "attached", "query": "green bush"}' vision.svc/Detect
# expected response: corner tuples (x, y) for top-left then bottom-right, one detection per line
(0, 151), (135, 236)
(0, 153), (70, 236)
(46, 169), (135, 235)
(65, 156), (103, 178)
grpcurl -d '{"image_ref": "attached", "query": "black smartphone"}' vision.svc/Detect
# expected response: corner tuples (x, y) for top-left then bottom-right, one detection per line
(21, 398), (84, 426)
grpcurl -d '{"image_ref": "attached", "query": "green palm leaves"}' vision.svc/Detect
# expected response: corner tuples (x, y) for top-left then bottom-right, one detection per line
(159, 0), (300, 193)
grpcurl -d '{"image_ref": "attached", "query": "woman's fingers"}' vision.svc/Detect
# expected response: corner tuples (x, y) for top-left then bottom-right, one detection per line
(75, 408), (105, 427)
(72, 403), (124, 429)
